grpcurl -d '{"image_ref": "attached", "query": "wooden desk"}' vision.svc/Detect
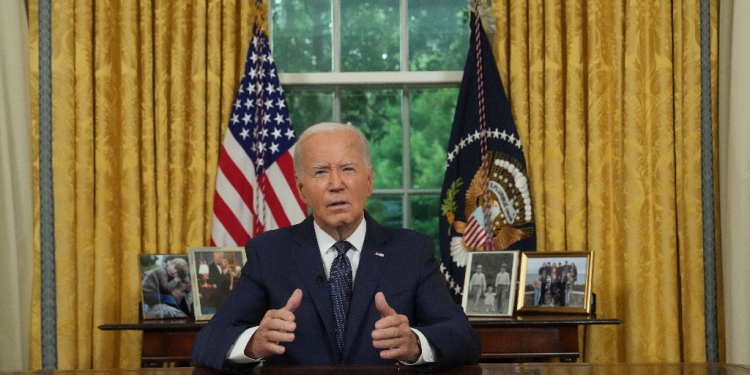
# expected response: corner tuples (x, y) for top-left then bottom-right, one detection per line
(98, 315), (620, 366)
(3, 363), (750, 375)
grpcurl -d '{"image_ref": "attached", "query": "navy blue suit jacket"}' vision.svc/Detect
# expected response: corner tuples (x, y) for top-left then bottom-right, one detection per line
(191, 213), (481, 372)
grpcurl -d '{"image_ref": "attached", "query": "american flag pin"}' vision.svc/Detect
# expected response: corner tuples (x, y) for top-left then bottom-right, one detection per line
(375, 252), (384, 257)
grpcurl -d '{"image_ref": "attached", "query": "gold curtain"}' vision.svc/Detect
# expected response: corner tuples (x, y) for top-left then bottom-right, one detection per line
(491, 0), (721, 362)
(29, 0), (258, 369)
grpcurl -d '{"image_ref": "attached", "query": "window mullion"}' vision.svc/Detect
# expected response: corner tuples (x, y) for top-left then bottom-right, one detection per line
(402, 87), (411, 228)
(400, 0), (408, 72)
(333, 86), (341, 123)
(401, 0), (410, 229)
(332, 0), (341, 73)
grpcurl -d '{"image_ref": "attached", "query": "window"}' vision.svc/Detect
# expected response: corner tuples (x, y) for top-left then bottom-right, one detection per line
(272, 0), (469, 257)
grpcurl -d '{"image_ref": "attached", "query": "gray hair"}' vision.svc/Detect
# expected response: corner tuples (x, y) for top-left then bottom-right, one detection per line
(169, 258), (189, 280)
(293, 122), (372, 179)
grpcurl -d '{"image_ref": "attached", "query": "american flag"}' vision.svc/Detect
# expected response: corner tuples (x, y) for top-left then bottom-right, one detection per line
(462, 208), (489, 249)
(211, 19), (307, 247)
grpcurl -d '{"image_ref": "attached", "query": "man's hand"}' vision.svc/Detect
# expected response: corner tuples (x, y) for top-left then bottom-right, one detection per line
(371, 292), (421, 363)
(245, 289), (303, 359)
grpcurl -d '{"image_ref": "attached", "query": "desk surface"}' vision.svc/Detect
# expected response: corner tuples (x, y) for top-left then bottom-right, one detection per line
(97, 314), (622, 364)
(2, 363), (749, 375)
(98, 314), (622, 331)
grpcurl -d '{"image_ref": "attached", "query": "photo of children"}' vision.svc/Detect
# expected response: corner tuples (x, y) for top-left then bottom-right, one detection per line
(461, 251), (519, 317)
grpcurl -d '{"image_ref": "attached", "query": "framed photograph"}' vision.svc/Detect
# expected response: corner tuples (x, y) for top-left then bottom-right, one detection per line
(188, 247), (246, 321)
(461, 251), (519, 317)
(139, 254), (194, 320)
(516, 251), (594, 314)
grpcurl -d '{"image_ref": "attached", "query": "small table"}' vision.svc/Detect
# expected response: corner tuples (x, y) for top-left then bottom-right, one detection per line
(470, 314), (621, 362)
(99, 318), (204, 367)
(98, 315), (620, 366)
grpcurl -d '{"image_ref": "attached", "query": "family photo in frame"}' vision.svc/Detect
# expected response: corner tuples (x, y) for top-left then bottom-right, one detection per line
(188, 247), (246, 320)
(138, 254), (193, 320)
(461, 251), (519, 317)
(517, 251), (594, 314)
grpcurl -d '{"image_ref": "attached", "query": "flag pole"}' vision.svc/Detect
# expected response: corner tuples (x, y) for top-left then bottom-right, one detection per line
(251, 0), (268, 235)
(473, 0), (494, 251)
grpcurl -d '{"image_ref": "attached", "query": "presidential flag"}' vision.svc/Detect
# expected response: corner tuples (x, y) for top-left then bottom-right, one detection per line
(211, 17), (306, 247)
(439, 13), (536, 303)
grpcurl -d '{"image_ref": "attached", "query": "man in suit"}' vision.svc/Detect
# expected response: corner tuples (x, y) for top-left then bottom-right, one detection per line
(206, 252), (224, 286)
(191, 123), (481, 372)
(205, 252), (229, 307)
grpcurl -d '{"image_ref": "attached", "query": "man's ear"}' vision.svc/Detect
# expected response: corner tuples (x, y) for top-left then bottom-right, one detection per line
(296, 177), (308, 203)
(367, 167), (374, 197)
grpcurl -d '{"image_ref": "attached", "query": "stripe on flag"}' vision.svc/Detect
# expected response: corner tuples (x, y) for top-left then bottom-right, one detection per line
(463, 209), (488, 249)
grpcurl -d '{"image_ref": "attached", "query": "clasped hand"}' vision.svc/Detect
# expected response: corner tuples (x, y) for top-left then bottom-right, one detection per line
(245, 289), (421, 363)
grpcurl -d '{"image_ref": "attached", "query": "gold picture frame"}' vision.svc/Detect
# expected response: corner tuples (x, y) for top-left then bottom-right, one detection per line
(516, 251), (594, 314)
(188, 246), (246, 321)
(138, 254), (193, 320)
(461, 251), (519, 317)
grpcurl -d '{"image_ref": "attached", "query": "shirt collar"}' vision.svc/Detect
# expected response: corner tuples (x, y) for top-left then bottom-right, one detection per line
(313, 215), (367, 255)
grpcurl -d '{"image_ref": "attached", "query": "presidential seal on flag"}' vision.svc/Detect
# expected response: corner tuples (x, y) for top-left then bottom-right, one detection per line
(442, 151), (534, 267)
(439, 10), (536, 303)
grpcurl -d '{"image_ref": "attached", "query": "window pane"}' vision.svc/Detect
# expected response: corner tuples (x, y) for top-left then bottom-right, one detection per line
(408, 0), (469, 71)
(272, 0), (332, 73)
(340, 89), (402, 189)
(284, 88), (334, 135)
(410, 87), (457, 188)
(411, 194), (441, 260)
(366, 195), (403, 228)
(341, 0), (400, 72)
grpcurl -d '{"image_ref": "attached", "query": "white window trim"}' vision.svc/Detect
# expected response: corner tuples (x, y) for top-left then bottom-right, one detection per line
(279, 71), (462, 86)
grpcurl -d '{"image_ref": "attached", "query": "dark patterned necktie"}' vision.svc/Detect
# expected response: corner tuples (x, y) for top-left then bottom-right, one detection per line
(330, 241), (353, 362)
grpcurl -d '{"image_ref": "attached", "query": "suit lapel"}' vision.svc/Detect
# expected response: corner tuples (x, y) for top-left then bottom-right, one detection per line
(290, 215), (338, 356)
(343, 213), (389, 361)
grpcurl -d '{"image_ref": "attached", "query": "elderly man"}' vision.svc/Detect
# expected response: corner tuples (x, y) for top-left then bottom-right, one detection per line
(191, 123), (481, 372)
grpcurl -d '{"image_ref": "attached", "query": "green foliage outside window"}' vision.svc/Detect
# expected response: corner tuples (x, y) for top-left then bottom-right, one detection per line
(272, 0), (332, 73)
(273, 0), (470, 260)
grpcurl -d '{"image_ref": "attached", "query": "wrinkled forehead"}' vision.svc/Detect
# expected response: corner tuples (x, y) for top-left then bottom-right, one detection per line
(301, 131), (364, 161)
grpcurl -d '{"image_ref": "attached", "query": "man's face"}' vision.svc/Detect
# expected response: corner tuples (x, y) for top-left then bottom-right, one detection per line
(296, 130), (374, 238)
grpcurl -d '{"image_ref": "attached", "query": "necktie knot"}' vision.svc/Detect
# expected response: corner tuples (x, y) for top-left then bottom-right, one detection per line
(333, 241), (352, 256)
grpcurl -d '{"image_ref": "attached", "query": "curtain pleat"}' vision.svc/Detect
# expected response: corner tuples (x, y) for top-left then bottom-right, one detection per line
(491, 0), (719, 363)
(28, 0), (41, 369)
(30, 0), (256, 369)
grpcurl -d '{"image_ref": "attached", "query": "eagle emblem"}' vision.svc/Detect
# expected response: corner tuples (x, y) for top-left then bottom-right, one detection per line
(441, 151), (534, 267)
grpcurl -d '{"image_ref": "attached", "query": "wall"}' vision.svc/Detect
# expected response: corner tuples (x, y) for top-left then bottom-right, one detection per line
(719, 0), (750, 366)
